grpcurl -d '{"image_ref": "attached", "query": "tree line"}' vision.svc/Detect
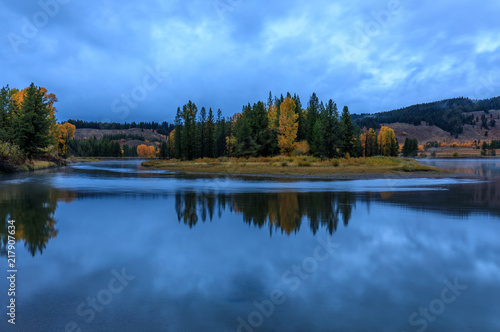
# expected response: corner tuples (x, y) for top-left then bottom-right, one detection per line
(67, 136), (126, 157)
(67, 119), (174, 136)
(163, 92), (399, 160)
(1, 85), (403, 162)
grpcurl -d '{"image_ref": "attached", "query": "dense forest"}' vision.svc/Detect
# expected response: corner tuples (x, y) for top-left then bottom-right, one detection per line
(355, 96), (500, 136)
(154, 92), (399, 160)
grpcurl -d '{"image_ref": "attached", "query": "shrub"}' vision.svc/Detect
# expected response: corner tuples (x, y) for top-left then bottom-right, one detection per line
(293, 141), (310, 156)
(0, 141), (25, 166)
(298, 160), (312, 167)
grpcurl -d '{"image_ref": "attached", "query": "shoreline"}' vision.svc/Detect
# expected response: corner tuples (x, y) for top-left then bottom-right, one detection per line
(143, 168), (475, 181)
(141, 156), (464, 180)
(0, 160), (66, 174)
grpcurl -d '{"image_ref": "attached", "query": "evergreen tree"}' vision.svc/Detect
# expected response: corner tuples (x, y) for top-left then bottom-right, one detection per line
(293, 94), (306, 142)
(234, 105), (256, 156)
(306, 93), (320, 147)
(123, 144), (131, 157)
(340, 106), (354, 157)
(215, 109), (227, 157)
(323, 99), (340, 158)
(160, 141), (168, 159)
(13, 83), (53, 159)
(267, 100), (279, 155)
(197, 107), (207, 158)
(174, 107), (182, 159)
(251, 101), (272, 156)
(181, 101), (198, 160)
(402, 138), (419, 157)
(391, 137), (400, 157)
(206, 108), (216, 158)
(311, 119), (324, 157)
(0, 86), (11, 142)
(111, 141), (122, 157)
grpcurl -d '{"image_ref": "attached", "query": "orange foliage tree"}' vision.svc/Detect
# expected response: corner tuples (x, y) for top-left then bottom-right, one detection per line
(168, 130), (176, 157)
(377, 126), (399, 156)
(56, 122), (76, 157)
(136, 144), (157, 158)
(277, 97), (298, 155)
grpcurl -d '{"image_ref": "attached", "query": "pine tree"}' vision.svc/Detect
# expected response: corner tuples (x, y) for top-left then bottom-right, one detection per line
(197, 107), (207, 158)
(306, 93), (320, 147)
(311, 119), (324, 157)
(215, 109), (227, 157)
(251, 101), (271, 156)
(292, 94), (306, 142)
(340, 106), (354, 157)
(160, 141), (168, 159)
(174, 107), (182, 159)
(181, 101), (198, 160)
(206, 108), (216, 158)
(267, 101), (279, 156)
(123, 144), (131, 157)
(323, 99), (340, 158)
(402, 138), (418, 157)
(112, 141), (122, 157)
(391, 137), (399, 157)
(0, 86), (11, 142)
(14, 83), (52, 159)
(234, 105), (256, 156)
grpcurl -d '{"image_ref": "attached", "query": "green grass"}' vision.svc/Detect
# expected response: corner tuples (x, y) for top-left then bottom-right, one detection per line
(15, 160), (64, 172)
(66, 156), (101, 163)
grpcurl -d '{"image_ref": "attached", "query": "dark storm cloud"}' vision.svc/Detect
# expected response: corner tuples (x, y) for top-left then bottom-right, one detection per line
(1, 0), (500, 122)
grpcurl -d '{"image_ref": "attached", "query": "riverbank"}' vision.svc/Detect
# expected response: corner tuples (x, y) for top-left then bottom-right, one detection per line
(421, 147), (500, 158)
(0, 159), (66, 174)
(142, 156), (451, 179)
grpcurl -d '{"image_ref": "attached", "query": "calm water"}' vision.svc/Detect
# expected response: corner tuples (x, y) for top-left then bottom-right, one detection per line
(1, 159), (499, 332)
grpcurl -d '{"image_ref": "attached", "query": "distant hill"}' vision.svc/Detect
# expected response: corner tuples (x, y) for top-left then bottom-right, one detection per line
(68, 119), (173, 150)
(74, 127), (167, 149)
(354, 96), (500, 137)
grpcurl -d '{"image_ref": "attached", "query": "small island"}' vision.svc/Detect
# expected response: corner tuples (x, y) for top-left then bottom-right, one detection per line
(142, 156), (446, 179)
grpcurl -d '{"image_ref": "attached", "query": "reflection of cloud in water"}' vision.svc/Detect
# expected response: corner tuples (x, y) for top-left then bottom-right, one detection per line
(8, 198), (500, 332)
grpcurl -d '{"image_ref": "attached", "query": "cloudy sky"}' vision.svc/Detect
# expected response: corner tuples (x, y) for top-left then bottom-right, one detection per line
(2, 0), (500, 123)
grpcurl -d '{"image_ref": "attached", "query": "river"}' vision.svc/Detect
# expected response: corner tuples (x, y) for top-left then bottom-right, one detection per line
(1, 159), (499, 332)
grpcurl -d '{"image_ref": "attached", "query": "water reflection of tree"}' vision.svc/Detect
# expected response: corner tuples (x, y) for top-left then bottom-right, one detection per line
(174, 191), (356, 236)
(0, 185), (74, 256)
